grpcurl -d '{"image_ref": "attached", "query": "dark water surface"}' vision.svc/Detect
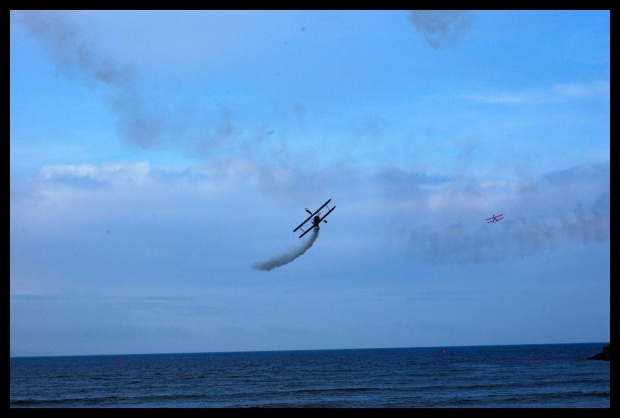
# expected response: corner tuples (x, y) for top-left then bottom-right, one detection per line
(10, 343), (610, 408)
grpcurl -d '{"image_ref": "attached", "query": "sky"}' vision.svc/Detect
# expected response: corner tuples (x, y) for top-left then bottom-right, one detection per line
(10, 10), (610, 357)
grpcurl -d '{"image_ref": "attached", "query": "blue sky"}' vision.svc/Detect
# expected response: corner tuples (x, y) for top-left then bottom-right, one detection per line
(10, 10), (609, 357)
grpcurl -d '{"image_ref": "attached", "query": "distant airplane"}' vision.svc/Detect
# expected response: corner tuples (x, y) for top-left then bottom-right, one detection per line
(293, 198), (336, 238)
(485, 214), (504, 224)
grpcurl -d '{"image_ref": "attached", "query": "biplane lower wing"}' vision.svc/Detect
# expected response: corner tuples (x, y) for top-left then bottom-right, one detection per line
(293, 199), (331, 232)
(298, 226), (315, 239)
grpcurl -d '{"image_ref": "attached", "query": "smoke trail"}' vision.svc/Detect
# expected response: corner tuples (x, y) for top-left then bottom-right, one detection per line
(16, 11), (164, 149)
(252, 228), (319, 271)
(15, 11), (237, 154)
(407, 10), (472, 49)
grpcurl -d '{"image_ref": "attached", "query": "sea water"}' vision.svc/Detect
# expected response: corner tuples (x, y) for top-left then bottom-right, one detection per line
(10, 343), (610, 408)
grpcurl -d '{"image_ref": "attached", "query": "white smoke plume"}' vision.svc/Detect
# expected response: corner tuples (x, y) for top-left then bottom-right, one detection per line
(252, 228), (319, 271)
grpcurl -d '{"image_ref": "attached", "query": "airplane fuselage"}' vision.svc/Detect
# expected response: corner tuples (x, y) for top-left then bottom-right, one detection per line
(293, 198), (335, 238)
(312, 215), (321, 228)
(485, 214), (504, 223)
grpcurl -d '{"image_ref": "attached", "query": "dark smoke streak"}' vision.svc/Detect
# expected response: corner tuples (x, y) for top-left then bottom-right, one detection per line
(17, 11), (166, 149)
(408, 10), (472, 49)
(16, 11), (236, 154)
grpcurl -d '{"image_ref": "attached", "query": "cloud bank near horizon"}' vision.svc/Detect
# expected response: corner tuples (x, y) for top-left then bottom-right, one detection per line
(10, 159), (609, 268)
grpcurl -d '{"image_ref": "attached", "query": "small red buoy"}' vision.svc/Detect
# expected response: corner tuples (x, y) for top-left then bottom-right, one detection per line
(116, 358), (122, 362)
(442, 350), (446, 354)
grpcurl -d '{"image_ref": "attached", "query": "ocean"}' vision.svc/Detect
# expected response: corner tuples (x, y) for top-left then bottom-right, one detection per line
(10, 343), (610, 408)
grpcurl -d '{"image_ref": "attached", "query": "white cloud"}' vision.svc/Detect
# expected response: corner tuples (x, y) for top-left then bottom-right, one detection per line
(10, 159), (610, 283)
(553, 80), (609, 100)
(39, 161), (152, 184)
(460, 92), (535, 104)
(461, 80), (610, 105)
(200, 156), (260, 180)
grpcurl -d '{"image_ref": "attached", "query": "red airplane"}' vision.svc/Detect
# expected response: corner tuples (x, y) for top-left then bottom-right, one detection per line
(293, 198), (336, 238)
(485, 214), (504, 223)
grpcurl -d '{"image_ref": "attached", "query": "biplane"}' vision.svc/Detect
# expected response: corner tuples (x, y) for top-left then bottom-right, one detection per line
(485, 214), (504, 223)
(293, 198), (336, 238)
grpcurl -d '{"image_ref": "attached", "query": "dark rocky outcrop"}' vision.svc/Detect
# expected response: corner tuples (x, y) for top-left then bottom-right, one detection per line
(588, 343), (610, 361)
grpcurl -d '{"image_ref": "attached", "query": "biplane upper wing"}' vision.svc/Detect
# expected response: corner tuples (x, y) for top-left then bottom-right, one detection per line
(293, 214), (314, 233)
(293, 199), (331, 232)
